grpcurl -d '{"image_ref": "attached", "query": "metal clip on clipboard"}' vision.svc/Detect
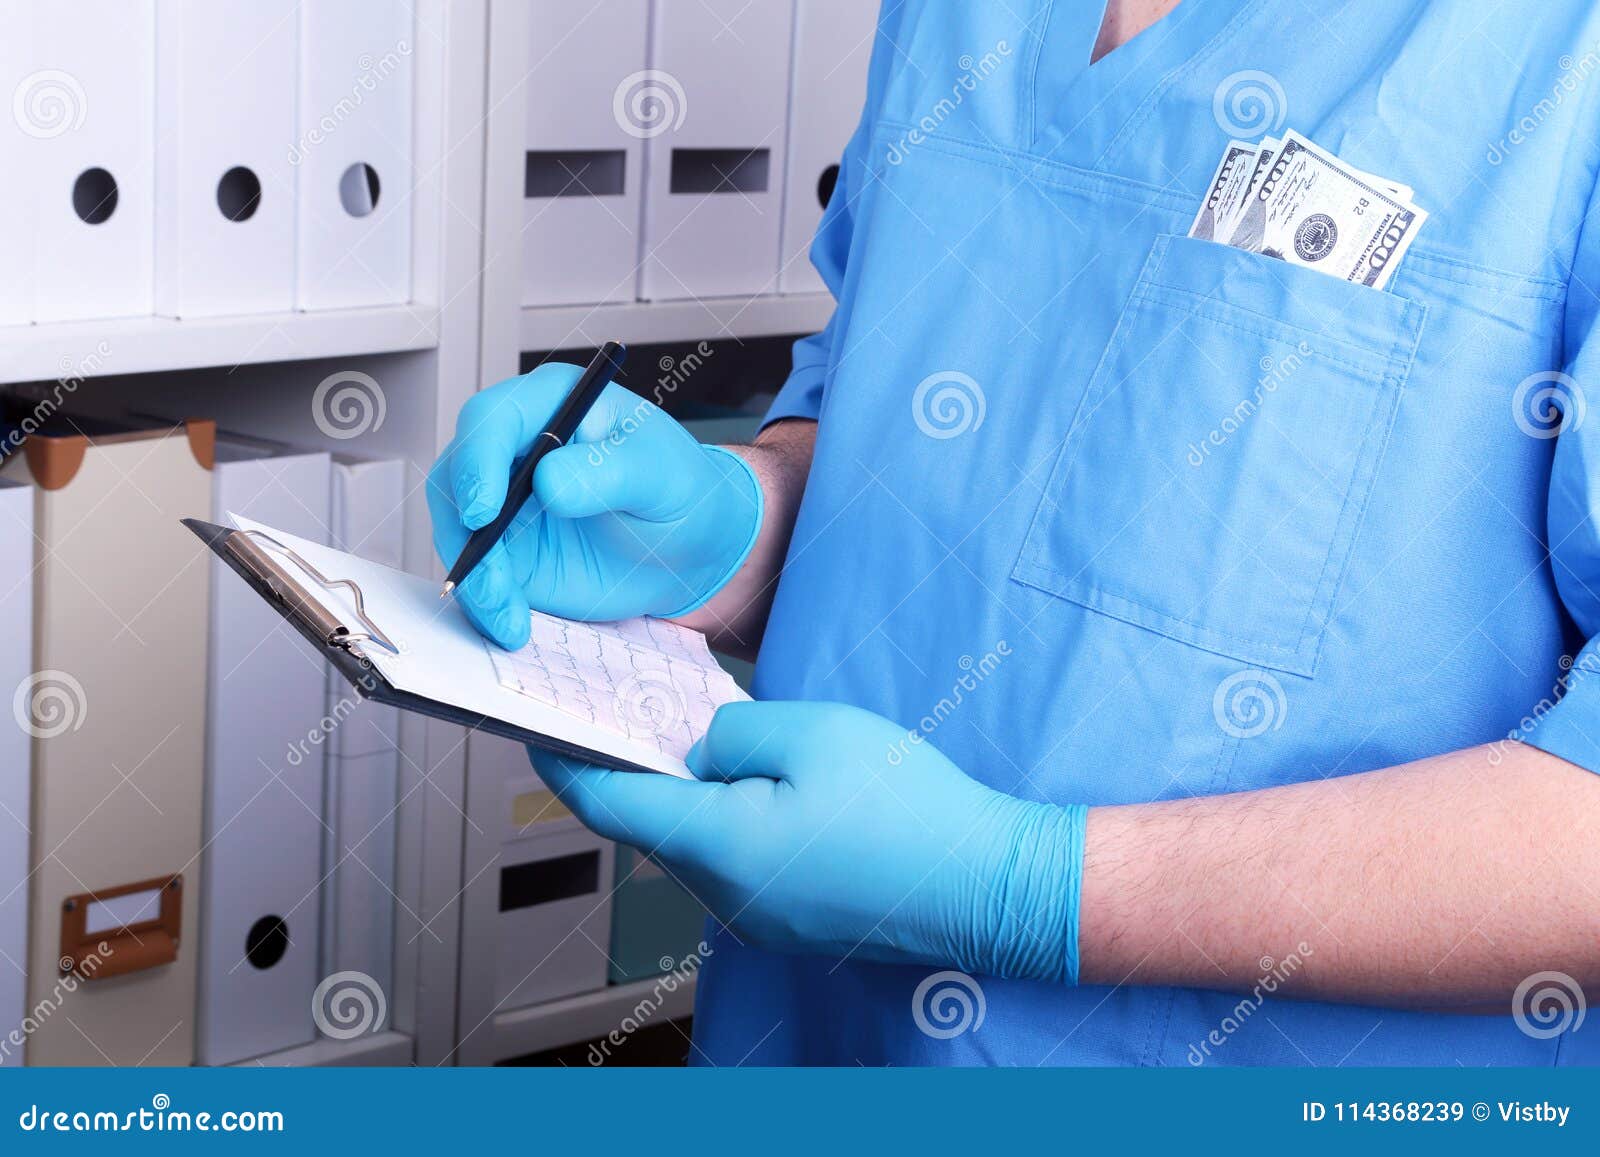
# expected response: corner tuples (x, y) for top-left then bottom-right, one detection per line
(224, 529), (401, 657)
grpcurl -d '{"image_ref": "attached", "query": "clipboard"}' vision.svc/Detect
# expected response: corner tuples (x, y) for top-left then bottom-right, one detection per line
(184, 518), (663, 775)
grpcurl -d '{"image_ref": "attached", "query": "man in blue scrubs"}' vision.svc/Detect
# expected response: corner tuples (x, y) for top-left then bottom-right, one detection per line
(431, 0), (1600, 1065)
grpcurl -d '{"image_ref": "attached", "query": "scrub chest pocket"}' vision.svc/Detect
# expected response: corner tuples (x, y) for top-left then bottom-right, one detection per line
(1013, 234), (1428, 677)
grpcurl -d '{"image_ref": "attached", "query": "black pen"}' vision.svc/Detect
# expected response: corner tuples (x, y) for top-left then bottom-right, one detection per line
(440, 341), (627, 599)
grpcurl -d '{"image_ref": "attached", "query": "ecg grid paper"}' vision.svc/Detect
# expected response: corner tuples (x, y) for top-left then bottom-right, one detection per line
(487, 612), (749, 762)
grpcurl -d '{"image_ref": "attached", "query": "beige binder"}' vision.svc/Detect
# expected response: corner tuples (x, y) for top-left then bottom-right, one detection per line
(1, 420), (213, 1066)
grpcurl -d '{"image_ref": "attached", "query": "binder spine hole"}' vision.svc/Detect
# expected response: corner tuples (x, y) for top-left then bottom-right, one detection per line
(817, 164), (841, 209)
(524, 150), (627, 198)
(216, 166), (263, 222)
(338, 162), (382, 217)
(668, 148), (771, 195)
(244, 915), (290, 970)
(71, 167), (118, 225)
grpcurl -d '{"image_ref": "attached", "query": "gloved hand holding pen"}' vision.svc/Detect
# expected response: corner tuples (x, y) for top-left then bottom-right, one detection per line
(426, 361), (764, 649)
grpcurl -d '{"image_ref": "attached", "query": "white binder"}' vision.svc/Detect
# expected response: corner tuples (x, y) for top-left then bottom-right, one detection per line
(0, 481), (32, 1066)
(0, 421), (213, 1067)
(522, 0), (650, 307)
(474, 734), (615, 1011)
(318, 455), (405, 1024)
(470, 732), (608, 1011)
(154, 0), (298, 318)
(639, 0), (795, 300)
(294, 0), (414, 310)
(779, 0), (876, 294)
(0, 32), (32, 326)
(15, 2), (156, 322)
(498, 823), (616, 1011)
(197, 439), (332, 1066)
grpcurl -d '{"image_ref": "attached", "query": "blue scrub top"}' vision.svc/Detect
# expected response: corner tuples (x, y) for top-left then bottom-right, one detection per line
(693, 0), (1600, 1066)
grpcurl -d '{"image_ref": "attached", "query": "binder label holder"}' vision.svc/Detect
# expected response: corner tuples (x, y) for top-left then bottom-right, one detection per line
(59, 874), (183, 981)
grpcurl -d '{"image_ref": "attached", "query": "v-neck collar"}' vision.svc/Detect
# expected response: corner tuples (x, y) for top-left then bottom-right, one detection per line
(1089, 0), (1189, 68)
(1032, 0), (1259, 168)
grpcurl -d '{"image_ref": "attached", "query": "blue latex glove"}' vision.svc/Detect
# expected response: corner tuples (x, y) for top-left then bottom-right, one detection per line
(536, 701), (1089, 983)
(427, 363), (763, 649)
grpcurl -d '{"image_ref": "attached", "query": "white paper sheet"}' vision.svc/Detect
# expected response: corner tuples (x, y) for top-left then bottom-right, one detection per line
(225, 514), (742, 777)
(487, 612), (747, 763)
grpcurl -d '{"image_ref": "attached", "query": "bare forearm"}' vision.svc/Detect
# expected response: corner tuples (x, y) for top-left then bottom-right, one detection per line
(1079, 741), (1600, 1007)
(677, 418), (816, 658)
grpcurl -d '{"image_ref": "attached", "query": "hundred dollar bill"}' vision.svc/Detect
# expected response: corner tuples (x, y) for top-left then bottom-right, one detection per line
(1361, 174), (1412, 201)
(1253, 131), (1427, 289)
(1189, 140), (1257, 242)
(1229, 136), (1412, 252)
(1217, 137), (1280, 250)
(1343, 159), (1411, 202)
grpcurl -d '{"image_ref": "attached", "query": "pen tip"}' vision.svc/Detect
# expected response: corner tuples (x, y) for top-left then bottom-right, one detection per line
(439, 582), (455, 600)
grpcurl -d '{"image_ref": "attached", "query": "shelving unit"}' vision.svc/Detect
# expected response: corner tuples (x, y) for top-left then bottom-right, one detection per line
(3, 0), (834, 1070)
(487, 976), (698, 1064)
(238, 1030), (415, 1070)
(519, 293), (832, 352)
(2, 0), (488, 1070)
(0, 306), (441, 384)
